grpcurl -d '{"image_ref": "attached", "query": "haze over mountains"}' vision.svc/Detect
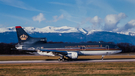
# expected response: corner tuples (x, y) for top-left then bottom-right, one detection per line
(0, 26), (135, 45)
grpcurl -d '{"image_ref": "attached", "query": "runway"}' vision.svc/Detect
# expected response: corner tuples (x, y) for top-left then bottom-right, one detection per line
(0, 59), (135, 64)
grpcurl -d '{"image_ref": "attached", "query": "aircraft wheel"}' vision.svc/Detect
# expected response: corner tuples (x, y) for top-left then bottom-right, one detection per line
(58, 58), (61, 62)
(58, 58), (65, 62)
(62, 58), (65, 61)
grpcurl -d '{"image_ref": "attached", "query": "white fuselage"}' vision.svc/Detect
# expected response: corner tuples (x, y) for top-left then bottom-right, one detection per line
(31, 50), (122, 56)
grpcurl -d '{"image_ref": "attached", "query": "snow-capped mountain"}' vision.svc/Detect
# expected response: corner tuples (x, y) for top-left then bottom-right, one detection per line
(0, 26), (135, 45)
(0, 26), (88, 34)
(1, 26), (135, 36)
(0, 27), (16, 33)
(116, 31), (135, 36)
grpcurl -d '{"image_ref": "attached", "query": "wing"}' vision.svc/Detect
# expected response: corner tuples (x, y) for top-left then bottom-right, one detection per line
(13, 48), (68, 56)
(11, 48), (37, 52)
(40, 49), (68, 55)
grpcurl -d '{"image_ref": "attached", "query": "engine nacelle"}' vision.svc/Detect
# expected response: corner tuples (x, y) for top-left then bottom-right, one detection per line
(66, 52), (78, 59)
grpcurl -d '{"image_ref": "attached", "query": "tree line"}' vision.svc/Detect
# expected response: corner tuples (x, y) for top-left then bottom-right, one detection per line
(0, 42), (135, 54)
(0, 43), (28, 54)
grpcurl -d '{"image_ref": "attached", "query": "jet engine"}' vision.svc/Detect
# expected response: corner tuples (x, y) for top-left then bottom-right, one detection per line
(66, 52), (78, 59)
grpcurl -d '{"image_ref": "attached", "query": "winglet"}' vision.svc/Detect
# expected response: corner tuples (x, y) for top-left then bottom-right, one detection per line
(15, 26), (22, 28)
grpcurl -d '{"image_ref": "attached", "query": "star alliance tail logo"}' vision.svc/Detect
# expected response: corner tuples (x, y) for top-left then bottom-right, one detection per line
(20, 34), (28, 40)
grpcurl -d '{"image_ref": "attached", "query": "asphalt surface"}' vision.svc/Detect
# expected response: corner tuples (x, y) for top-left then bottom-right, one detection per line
(0, 59), (135, 64)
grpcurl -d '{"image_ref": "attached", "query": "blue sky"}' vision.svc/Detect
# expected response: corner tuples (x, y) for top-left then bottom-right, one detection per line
(0, 0), (135, 32)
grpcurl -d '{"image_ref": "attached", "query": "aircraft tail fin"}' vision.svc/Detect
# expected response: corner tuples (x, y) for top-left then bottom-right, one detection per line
(15, 26), (31, 43)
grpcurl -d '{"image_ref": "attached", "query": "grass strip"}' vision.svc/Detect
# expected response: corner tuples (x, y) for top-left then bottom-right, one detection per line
(0, 62), (135, 76)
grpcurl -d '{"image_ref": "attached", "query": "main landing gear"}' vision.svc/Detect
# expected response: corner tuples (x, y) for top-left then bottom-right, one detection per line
(58, 55), (65, 61)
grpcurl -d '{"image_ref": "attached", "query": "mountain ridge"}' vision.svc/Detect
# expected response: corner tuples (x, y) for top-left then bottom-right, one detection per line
(1, 26), (135, 36)
(0, 26), (135, 45)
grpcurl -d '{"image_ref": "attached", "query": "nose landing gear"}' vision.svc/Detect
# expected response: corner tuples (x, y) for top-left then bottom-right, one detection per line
(102, 55), (104, 60)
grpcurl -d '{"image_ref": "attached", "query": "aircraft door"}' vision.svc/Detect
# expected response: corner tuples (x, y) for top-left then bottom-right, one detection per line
(106, 45), (109, 50)
(105, 45), (110, 55)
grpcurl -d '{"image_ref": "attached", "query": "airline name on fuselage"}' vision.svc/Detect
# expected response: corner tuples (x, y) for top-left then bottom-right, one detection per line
(65, 45), (102, 48)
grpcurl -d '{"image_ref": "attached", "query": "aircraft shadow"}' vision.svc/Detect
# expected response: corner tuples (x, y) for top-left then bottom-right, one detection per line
(45, 59), (101, 61)
(45, 58), (135, 61)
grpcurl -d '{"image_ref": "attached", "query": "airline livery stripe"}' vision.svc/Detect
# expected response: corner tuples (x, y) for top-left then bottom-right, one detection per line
(44, 49), (121, 51)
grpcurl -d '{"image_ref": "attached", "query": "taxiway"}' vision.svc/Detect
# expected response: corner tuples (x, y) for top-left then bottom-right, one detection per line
(0, 59), (135, 64)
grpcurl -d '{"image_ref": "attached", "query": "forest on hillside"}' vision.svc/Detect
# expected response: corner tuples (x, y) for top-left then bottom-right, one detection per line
(0, 41), (135, 54)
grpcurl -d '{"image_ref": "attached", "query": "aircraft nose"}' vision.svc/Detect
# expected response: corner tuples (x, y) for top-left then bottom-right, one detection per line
(118, 49), (122, 53)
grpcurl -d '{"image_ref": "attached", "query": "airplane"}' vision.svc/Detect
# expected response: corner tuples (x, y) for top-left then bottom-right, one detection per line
(14, 26), (122, 61)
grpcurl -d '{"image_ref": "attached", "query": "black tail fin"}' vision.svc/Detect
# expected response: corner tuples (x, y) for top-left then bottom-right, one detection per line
(15, 26), (31, 43)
